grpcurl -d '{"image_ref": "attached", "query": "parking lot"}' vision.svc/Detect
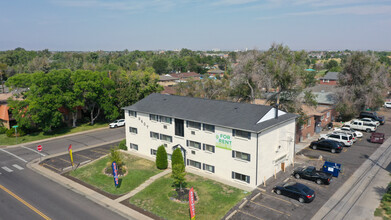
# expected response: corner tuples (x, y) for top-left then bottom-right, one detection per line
(227, 109), (391, 220)
(39, 142), (120, 173)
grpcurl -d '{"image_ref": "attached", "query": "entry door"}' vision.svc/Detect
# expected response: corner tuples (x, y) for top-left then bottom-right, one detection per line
(281, 163), (285, 172)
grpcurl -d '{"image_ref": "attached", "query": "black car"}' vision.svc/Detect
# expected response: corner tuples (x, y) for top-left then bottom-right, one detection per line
(359, 111), (385, 125)
(310, 139), (343, 153)
(293, 166), (333, 185)
(274, 182), (315, 203)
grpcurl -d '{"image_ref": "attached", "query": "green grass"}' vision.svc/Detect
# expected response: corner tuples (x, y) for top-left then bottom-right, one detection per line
(129, 173), (248, 220)
(69, 154), (162, 195)
(316, 69), (327, 78)
(374, 183), (391, 219)
(0, 122), (108, 146)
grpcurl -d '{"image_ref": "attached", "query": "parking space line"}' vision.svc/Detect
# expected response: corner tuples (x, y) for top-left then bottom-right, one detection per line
(250, 200), (291, 216)
(12, 164), (24, 170)
(41, 163), (62, 172)
(76, 154), (93, 160)
(237, 210), (263, 220)
(90, 149), (108, 155)
(58, 158), (72, 164)
(0, 149), (27, 163)
(20, 146), (46, 156)
(2, 166), (13, 172)
(261, 192), (296, 205)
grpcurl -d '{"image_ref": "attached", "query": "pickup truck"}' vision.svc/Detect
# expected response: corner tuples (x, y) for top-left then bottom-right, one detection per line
(344, 120), (377, 132)
(293, 166), (333, 185)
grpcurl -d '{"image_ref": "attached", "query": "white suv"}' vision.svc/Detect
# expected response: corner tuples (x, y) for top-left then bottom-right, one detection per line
(359, 118), (380, 127)
(319, 133), (353, 147)
(109, 119), (125, 128)
(385, 102), (391, 108)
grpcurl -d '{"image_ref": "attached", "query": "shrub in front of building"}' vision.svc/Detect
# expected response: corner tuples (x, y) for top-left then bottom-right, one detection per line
(171, 148), (184, 168)
(118, 139), (127, 151)
(156, 145), (168, 169)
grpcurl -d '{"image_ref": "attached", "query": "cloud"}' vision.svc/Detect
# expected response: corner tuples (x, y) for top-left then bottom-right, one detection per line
(289, 4), (391, 16)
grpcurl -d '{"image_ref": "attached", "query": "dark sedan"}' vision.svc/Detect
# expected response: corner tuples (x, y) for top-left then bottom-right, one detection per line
(274, 182), (315, 203)
(310, 139), (343, 153)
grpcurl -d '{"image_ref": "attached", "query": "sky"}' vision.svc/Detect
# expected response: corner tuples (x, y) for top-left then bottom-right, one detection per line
(0, 0), (391, 51)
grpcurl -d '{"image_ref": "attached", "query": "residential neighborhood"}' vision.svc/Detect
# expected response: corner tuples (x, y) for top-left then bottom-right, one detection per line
(1, 0), (391, 220)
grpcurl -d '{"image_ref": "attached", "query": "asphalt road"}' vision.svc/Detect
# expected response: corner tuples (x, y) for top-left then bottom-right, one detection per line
(0, 127), (126, 220)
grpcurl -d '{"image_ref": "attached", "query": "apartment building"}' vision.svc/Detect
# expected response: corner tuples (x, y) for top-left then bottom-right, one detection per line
(123, 93), (297, 189)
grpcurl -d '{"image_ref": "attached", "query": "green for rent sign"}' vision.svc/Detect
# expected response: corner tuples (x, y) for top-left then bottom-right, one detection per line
(216, 133), (232, 150)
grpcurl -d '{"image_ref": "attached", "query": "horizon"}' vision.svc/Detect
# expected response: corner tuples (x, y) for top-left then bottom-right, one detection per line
(1, 0), (391, 51)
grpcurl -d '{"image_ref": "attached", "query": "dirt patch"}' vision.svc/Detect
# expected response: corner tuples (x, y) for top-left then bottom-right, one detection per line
(169, 188), (198, 204)
(103, 165), (128, 177)
(120, 200), (163, 220)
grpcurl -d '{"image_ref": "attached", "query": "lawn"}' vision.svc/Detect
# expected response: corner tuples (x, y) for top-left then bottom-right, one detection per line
(0, 122), (108, 146)
(375, 182), (391, 219)
(69, 153), (162, 195)
(129, 173), (248, 220)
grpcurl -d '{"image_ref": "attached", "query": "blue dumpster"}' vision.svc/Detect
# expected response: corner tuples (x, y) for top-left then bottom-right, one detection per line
(322, 161), (342, 177)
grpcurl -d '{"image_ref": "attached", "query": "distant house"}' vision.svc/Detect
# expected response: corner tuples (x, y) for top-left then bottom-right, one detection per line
(319, 72), (339, 85)
(161, 86), (177, 95)
(306, 84), (340, 107)
(158, 75), (179, 87)
(207, 69), (225, 77)
(0, 92), (19, 129)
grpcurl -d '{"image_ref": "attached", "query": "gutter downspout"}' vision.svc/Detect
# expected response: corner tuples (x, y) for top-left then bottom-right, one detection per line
(256, 132), (259, 186)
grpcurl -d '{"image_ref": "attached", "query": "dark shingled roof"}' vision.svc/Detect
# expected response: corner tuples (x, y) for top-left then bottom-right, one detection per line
(320, 72), (339, 81)
(123, 93), (297, 133)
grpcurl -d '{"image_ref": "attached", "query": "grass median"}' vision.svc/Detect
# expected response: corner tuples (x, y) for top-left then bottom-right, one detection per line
(69, 153), (162, 195)
(129, 173), (248, 220)
(0, 122), (108, 146)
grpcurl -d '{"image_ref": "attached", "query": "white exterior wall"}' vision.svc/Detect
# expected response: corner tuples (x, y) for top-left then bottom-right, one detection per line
(125, 110), (295, 189)
(257, 119), (296, 185)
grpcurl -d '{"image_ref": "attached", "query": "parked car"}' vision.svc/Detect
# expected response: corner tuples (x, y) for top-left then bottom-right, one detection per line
(385, 102), (391, 108)
(336, 126), (363, 138)
(293, 166), (333, 185)
(109, 119), (125, 128)
(369, 132), (385, 144)
(319, 133), (353, 147)
(274, 182), (315, 203)
(359, 118), (380, 127)
(332, 130), (357, 142)
(359, 111), (385, 125)
(310, 139), (343, 153)
(344, 120), (377, 132)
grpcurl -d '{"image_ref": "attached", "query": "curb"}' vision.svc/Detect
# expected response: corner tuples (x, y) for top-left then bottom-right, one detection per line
(27, 141), (153, 220)
(1, 127), (114, 149)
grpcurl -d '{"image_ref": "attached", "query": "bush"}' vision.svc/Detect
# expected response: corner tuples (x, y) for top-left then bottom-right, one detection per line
(108, 146), (124, 172)
(156, 145), (168, 169)
(171, 148), (184, 168)
(0, 127), (7, 134)
(118, 139), (127, 151)
(6, 127), (25, 137)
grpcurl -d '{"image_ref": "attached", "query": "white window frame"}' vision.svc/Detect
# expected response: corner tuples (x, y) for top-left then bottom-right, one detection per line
(233, 150), (250, 161)
(160, 116), (172, 124)
(203, 164), (215, 173)
(129, 143), (138, 150)
(150, 131), (159, 139)
(129, 127), (137, 134)
(187, 140), (201, 149)
(150, 114), (159, 122)
(232, 171), (250, 183)
(188, 159), (201, 169)
(160, 134), (173, 143)
(187, 121), (201, 130)
(203, 124), (215, 133)
(128, 110), (137, 117)
(203, 144), (215, 153)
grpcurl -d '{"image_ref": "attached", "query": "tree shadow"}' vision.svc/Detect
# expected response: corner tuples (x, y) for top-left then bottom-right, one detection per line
(117, 179), (123, 188)
(363, 154), (391, 173)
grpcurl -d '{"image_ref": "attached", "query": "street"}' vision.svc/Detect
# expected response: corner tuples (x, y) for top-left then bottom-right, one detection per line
(0, 127), (127, 220)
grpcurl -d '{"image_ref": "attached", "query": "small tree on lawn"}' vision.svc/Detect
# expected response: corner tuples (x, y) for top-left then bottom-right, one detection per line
(172, 164), (186, 191)
(156, 145), (168, 169)
(109, 146), (124, 173)
(171, 148), (184, 168)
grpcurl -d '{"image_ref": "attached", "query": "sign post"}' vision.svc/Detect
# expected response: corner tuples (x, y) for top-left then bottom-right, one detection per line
(12, 125), (18, 144)
(112, 161), (119, 189)
(37, 145), (42, 161)
(189, 187), (196, 220)
(68, 144), (74, 167)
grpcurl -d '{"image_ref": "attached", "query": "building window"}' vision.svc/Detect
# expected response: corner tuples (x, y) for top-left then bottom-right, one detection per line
(167, 154), (172, 160)
(160, 134), (173, 142)
(232, 150), (250, 161)
(150, 132), (159, 139)
(151, 149), (157, 155)
(160, 116), (172, 124)
(327, 112), (330, 118)
(187, 121), (201, 130)
(203, 164), (215, 173)
(175, 119), (184, 137)
(191, 131), (195, 135)
(232, 172), (250, 183)
(150, 114), (159, 121)
(129, 143), (138, 150)
(203, 124), (215, 133)
(203, 144), (215, 153)
(233, 129), (251, 140)
(307, 119), (311, 127)
(129, 127), (137, 134)
(128, 110), (137, 117)
(188, 159), (201, 169)
(191, 150), (195, 155)
(187, 140), (201, 149)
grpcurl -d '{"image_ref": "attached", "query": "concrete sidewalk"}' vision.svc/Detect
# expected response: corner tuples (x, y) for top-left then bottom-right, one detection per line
(312, 135), (391, 220)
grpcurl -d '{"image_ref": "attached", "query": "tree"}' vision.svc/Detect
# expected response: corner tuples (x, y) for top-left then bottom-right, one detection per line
(337, 52), (389, 120)
(172, 164), (186, 190)
(156, 145), (168, 169)
(152, 59), (168, 74)
(171, 148), (184, 168)
(109, 146), (124, 172)
(325, 60), (338, 70)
